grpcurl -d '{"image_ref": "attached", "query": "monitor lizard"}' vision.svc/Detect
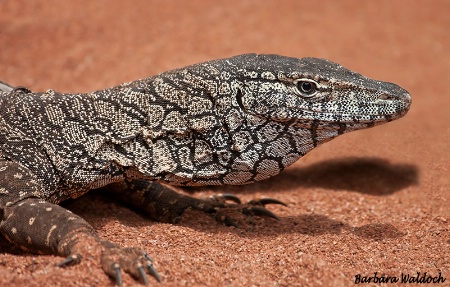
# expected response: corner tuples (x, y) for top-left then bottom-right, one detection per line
(0, 54), (411, 285)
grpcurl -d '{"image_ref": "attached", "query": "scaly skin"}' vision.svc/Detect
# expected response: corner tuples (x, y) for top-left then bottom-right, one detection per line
(0, 54), (411, 285)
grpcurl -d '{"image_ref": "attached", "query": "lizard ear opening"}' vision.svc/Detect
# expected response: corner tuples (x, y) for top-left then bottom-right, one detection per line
(236, 88), (245, 111)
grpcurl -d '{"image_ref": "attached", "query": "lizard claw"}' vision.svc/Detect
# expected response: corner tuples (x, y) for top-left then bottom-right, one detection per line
(137, 264), (149, 285)
(142, 252), (161, 282)
(144, 253), (154, 262)
(209, 193), (242, 204)
(113, 263), (123, 287)
(243, 206), (280, 221)
(103, 261), (123, 286)
(56, 254), (82, 267)
(205, 194), (285, 225)
(146, 262), (162, 282)
(248, 198), (287, 207)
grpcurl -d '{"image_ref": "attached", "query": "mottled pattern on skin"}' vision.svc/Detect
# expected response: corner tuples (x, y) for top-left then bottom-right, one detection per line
(0, 54), (411, 285)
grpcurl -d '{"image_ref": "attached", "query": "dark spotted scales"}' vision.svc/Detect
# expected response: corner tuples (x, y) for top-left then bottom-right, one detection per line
(0, 54), (411, 285)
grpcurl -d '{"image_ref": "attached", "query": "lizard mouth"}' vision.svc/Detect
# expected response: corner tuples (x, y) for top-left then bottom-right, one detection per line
(297, 93), (412, 124)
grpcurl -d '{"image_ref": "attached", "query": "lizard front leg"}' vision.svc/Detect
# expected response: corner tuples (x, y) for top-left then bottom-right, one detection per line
(0, 161), (159, 285)
(105, 180), (286, 227)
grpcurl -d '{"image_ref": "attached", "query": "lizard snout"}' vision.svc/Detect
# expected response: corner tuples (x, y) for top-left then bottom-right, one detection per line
(378, 82), (411, 105)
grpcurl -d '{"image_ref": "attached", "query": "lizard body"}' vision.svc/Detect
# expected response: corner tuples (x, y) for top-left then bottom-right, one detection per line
(0, 54), (411, 284)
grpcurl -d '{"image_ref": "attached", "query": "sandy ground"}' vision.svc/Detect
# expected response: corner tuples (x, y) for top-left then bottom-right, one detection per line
(0, 0), (449, 286)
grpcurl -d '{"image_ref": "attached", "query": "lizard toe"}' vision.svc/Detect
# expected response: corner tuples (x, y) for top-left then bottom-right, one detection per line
(56, 254), (82, 267)
(209, 193), (242, 204)
(214, 213), (239, 228)
(137, 264), (149, 286)
(145, 260), (162, 283)
(101, 256), (123, 286)
(213, 206), (280, 226)
(192, 193), (288, 226)
(247, 198), (287, 207)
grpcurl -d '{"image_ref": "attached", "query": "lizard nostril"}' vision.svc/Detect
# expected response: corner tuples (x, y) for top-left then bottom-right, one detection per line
(379, 93), (393, 100)
(378, 90), (411, 104)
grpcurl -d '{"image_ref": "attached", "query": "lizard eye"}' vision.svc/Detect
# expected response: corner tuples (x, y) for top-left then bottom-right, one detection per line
(294, 79), (318, 97)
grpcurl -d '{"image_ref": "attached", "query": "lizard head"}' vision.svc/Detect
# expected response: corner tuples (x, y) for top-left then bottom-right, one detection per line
(232, 54), (411, 133)
(190, 53), (414, 183)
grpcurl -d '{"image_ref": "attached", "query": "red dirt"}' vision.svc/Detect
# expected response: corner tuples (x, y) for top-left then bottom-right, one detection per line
(0, 1), (448, 286)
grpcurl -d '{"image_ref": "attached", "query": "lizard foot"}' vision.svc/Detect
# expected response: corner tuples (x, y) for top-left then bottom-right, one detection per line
(57, 234), (160, 285)
(106, 181), (287, 228)
(206, 194), (287, 227)
(100, 241), (161, 286)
